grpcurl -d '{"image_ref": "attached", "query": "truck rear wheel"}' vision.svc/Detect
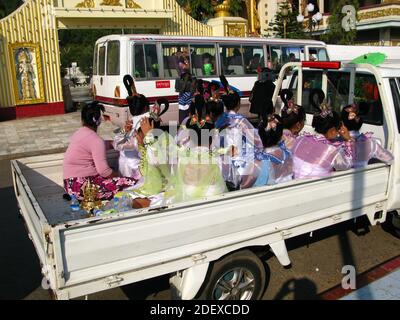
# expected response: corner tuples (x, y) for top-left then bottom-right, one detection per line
(196, 250), (268, 300)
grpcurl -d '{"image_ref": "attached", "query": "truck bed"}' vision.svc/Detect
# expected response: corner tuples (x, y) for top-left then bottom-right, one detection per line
(11, 153), (391, 299)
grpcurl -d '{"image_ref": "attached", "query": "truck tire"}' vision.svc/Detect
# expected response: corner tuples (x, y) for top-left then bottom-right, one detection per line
(196, 250), (268, 300)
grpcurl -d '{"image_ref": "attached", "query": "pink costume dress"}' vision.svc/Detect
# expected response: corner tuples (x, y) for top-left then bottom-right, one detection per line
(349, 131), (393, 168)
(282, 129), (298, 151)
(292, 134), (353, 179)
(213, 111), (264, 189)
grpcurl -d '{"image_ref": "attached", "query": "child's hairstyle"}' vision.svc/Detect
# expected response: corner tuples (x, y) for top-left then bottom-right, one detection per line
(341, 101), (369, 131)
(208, 100), (224, 121)
(221, 91), (241, 111)
(280, 89), (306, 129)
(128, 94), (150, 117)
(258, 114), (284, 148)
(81, 101), (105, 129)
(310, 89), (341, 134)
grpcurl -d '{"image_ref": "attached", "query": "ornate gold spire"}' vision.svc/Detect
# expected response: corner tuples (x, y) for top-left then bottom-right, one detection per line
(212, 0), (232, 18)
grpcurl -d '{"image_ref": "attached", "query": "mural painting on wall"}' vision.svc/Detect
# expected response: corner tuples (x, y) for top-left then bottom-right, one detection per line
(9, 43), (45, 106)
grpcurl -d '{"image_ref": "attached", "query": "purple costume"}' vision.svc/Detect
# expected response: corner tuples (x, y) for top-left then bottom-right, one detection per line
(292, 134), (353, 179)
(348, 131), (393, 168)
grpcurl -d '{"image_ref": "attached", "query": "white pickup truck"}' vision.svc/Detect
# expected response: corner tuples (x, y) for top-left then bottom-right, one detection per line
(12, 61), (400, 300)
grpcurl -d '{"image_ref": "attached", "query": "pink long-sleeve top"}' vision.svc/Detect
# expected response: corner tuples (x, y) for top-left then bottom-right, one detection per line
(63, 126), (113, 179)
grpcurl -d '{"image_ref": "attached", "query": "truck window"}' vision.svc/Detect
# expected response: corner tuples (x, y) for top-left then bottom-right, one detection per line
(107, 41), (120, 76)
(390, 79), (400, 133)
(288, 70), (383, 125)
(98, 45), (106, 76)
(354, 73), (383, 126)
(93, 44), (98, 75)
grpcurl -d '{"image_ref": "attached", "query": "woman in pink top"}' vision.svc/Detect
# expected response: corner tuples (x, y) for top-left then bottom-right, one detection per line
(63, 102), (138, 200)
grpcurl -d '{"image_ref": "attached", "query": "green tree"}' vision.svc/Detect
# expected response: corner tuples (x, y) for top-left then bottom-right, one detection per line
(59, 29), (123, 74)
(0, 0), (23, 18)
(268, 1), (309, 39)
(321, 0), (359, 44)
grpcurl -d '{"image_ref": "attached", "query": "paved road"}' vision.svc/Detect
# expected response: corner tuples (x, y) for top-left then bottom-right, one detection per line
(1, 157), (399, 300)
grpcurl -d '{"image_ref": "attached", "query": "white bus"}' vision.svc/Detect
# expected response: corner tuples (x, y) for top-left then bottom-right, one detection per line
(92, 35), (329, 127)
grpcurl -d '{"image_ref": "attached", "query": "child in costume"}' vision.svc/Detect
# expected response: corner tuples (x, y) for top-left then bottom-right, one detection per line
(253, 114), (293, 186)
(292, 89), (353, 179)
(280, 89), (306, 151)
(167, 100), (227, 204)
(214, 77), (264, 190)
(341, 102), (393, 168)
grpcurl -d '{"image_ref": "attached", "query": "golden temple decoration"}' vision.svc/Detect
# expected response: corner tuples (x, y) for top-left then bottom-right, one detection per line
(81, 180), (102, 214)
(226, 23), (246, 37)
(100, 0), (123, 5)
(246, 0), (260, 35)
(126, 0), (142, 9)
(358, 8), (400, 20)
(212, 0), (232, 18)
(75, 0), (95, 8)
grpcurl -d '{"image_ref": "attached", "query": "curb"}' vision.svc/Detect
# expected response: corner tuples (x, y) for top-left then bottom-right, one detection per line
(0, 147), (67, 161)
(319, 255), (400, 300)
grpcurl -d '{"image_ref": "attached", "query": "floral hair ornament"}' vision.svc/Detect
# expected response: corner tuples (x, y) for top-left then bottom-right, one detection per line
(316, 100), (333, 119)
(345, 103), (360, 122)
(266, 115), (280, 131)
(149, 103), (161, 122)
(282, 99), (299, 115)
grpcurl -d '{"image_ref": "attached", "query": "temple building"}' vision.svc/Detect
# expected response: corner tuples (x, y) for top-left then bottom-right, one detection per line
(259, 0), (400, 46)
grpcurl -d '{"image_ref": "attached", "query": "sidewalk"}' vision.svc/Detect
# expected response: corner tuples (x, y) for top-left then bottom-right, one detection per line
(320, 255), (400, 300)
(0, 111), (117, 161)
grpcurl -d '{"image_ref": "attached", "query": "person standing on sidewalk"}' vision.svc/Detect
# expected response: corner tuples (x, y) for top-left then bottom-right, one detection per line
(61, 69), (74, 113)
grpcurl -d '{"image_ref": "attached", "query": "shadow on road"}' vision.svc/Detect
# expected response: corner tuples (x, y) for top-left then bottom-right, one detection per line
(274, 278), (319, 300)
(0, 186), (43, 300)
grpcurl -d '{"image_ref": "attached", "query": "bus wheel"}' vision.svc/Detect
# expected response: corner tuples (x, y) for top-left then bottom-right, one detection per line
(196, 250), (268, 300)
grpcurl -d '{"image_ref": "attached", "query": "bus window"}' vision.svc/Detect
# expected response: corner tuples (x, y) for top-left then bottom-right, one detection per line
(190, 44), (217, 77)
(219, 45), (244, 76)
(107, 41), (120, 76)
(162, 44), (189, 78)
(98, 45), (106, 76)
(93, 44), (98, 75)
(243, 45), (264, 74)
(133, 44), (146, 78)
(308, 47), (329, 61)
(270, 46), (282, 72)
(144, 44), (159, 78)
(282, 46), (301, 63)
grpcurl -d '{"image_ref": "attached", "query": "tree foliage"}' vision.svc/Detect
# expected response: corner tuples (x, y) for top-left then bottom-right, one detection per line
(321, 0), (359, 45)
(59, 29), (123, 74)
(268, 1), (309, 39)
(0, 0), (23, 18)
